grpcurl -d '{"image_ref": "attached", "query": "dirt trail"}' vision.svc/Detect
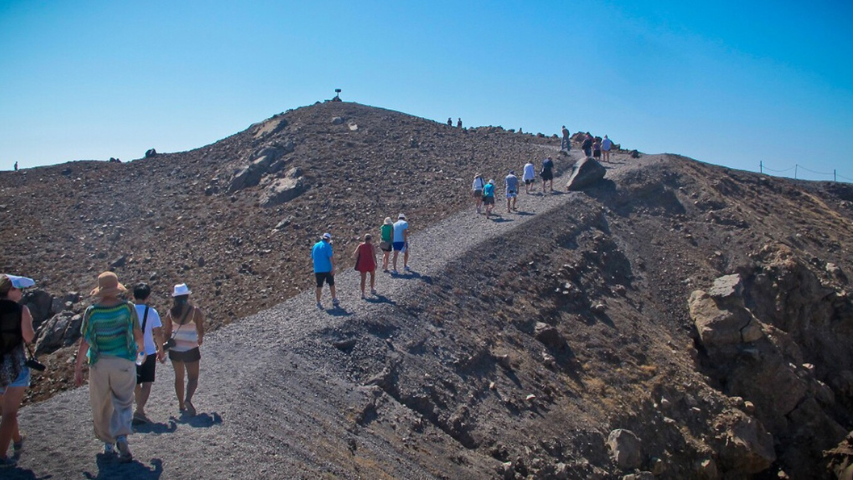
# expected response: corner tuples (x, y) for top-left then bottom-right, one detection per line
(7, 151), (642, 479)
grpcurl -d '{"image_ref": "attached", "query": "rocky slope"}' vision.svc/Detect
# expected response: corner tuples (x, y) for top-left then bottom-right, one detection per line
(3, 102), (853, 478)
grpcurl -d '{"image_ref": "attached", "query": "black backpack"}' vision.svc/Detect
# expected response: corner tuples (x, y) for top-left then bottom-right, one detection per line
(0, 299), (23, 358)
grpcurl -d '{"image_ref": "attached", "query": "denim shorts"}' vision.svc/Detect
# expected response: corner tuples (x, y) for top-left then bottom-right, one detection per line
(0, 367), (31, 394)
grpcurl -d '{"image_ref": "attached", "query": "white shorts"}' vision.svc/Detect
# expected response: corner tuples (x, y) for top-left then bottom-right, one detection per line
(506, 191), (517, 199)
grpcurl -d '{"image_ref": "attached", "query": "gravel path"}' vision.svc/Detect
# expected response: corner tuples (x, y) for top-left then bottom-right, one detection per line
(7, 149), (634, 479)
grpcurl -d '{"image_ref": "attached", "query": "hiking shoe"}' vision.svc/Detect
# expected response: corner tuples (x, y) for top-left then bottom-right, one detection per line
(103, 442), (115, 455)
(12, 436), (24, 457)
(391, 270), (399, 275)
(371, 289), (377, 296)
(361, 294), (366, 300)
(404, 266), (411, 272)
(116, 436), (132, 463)
(0, 456), (16, 467)
(316, 302), (323, 310)
(332, 298), (340, 307)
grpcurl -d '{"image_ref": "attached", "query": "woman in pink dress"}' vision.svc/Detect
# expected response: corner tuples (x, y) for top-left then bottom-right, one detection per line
(353, 234), (379, 299)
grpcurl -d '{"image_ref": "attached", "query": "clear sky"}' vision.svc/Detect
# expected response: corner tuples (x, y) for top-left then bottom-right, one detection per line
(2, 1), (852, 181)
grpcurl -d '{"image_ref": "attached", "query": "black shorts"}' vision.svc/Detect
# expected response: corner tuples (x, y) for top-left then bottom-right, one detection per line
(483, 196), (495, 205)
(169, 347), (201, 363)
(136, 354), (157, 384)
(593, 150), (601, 158)
(540, 170), (553, 181)
(379, 241), (392, 252)
(315, 272), (335, 287)
(524, 179), (534, 185)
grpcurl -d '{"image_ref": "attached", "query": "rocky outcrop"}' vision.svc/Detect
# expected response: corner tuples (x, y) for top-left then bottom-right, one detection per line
(259, 167), (306, 208)
(606, 429), (643, 469)
(713, 412), (775, 474)
(566, 157), (606, 191)
(35, 311), (83, 355)
(228, 141), (295, 193)
(825, 431), (853, 480)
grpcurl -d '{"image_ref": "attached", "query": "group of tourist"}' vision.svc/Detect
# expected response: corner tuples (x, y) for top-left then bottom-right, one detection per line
(312, 213), (411, 307)
(563, 128), (614, 162)
(0, 272), (204, 465)
(471, 157), (556, 218)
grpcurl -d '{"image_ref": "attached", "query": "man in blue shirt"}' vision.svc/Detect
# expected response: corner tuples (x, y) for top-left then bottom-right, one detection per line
(312, 233), (338, 309)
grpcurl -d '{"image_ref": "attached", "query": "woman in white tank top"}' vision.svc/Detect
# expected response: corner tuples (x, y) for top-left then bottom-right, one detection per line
(163, 283), (205, 416)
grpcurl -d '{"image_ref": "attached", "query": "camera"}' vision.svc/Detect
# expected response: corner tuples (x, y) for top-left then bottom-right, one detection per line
(163, 338), (176, 351)
(25, 358), (46, 372)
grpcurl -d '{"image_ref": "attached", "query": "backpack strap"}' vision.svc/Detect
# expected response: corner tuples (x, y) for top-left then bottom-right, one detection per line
(141, 305), (150, 333)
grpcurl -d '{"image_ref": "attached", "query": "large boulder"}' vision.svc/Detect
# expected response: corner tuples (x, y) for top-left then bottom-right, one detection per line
(824, 431), (853, 480)
(713, 412), (775, 475)
(35, 311), (83, 355)
(259, 167), (306, 208)
(566, 157), (606, 191)
(228, 141), (295, 193)
(534, 322), (565, 350)
(688, 289), (764, 354)
(606, 429), (643, 470)
(22, 289), (54, 330)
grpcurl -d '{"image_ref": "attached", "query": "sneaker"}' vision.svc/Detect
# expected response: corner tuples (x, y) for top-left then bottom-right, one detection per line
(116, 436), (132, 463)
(0, 456), (16, 467)
(404, 266), (411, 272)
(103, 442), (115, 455)
(383, 269), (389, 273)
(332, 298), (340, 307)
(391, 270), (399, 275)
(132, 412), (151, 425)
(361, 294), (366, 300)
(316, 302), (323, 310)
(371, 289), (377, 296)
(12, 436), (24, 456)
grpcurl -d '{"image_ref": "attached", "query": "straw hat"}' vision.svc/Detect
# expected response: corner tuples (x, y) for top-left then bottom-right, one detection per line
(172, 283), (192, 297)
(90, 272), (127, 297)
(383, 217), (393, 225)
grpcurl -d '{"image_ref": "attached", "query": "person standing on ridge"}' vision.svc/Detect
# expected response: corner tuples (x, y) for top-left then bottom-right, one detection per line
(74, 272), (143, 463)
(392, 214), (410, 274)
(601, 135), (613, 162)
(561, 126), (570, 151)
(540, 157), (555, 193)
(447, 118), (453, 126)
(582, 133), (593, 158)
(472, 173), (486, 213)
(505, 170), (519, 213)
(593, 137), (602, 160)
(131, 283), (164, 425)
(312, 233), (338, 308)
(12, 162), (17, 172)
(457, 118), (462, 128)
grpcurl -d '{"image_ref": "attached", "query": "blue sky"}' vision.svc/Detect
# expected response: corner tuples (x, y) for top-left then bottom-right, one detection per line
(1, 1), (852, 181)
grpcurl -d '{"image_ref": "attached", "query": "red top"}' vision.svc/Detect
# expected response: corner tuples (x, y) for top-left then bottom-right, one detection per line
(355, 243), (376, 272)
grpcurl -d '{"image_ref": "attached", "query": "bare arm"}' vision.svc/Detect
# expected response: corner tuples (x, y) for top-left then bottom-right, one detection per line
(21, 305), (35, 344)
(194, 308), (205, 347)
(74, 338), (89, 387)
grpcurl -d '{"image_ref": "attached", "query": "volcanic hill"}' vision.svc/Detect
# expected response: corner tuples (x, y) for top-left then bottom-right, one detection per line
(3, 102), (853, 479)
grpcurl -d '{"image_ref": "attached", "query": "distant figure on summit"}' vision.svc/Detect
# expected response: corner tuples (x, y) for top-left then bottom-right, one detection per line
(312, 233), (338, 309)
(582, 133), (593, 158)
(457, 118), (462, 129)
(447, 118), (453, 126)
(593, 137), (601, 160)
(13, 162), (17, 172)
(601, 135), (613, 162)
(561, 126), (570, 151)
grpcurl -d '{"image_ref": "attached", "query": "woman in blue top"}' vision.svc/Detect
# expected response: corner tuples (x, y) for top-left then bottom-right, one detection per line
(483, 179), (496, 218)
